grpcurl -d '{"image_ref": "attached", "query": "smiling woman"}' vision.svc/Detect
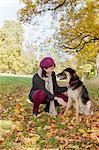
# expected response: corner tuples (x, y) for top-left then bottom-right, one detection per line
(28, 57), (68, 116)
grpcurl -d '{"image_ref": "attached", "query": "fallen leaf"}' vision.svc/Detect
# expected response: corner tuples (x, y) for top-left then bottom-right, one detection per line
(78, 129), (86, 134)
(0, 120), (13, 130)
(43, 125), (51, 130)
(24, 134), (40, 145)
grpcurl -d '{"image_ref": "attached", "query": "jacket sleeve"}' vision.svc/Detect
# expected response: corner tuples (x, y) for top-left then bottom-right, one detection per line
(52, 72), (68, 94)
(33, 76), (54, 100)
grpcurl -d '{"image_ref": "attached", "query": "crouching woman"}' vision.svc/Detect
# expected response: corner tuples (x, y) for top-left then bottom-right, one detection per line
(29, 57), (68, 116)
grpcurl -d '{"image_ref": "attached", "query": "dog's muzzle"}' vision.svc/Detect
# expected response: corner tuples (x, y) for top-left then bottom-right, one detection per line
(57, 72), (66, 80)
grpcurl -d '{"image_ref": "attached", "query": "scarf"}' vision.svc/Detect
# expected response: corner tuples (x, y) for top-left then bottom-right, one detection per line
(38, 68), (57, 116)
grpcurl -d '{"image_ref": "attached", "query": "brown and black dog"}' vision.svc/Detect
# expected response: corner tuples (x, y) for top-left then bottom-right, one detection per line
(57, 68), (93, 120)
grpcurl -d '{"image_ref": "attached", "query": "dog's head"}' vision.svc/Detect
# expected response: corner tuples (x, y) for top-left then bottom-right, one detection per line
(57, 68), (76, 81)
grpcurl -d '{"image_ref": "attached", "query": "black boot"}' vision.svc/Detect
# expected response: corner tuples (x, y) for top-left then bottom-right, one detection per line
(33, 112), (40, 116)
(44, 102), (50, 113)
(54, 100), (60, 106)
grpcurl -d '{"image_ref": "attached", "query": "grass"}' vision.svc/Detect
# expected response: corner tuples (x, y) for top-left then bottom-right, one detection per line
(0, 76), (99, 149)
(0, 75), (98, 99)
(0, 76), (32, 95)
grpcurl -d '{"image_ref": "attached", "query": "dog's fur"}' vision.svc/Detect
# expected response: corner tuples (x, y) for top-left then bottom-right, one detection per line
(57, 68), (93, 120)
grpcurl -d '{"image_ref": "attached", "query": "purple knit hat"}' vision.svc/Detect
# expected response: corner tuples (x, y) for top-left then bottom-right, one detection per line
(40, 57), (55, 69)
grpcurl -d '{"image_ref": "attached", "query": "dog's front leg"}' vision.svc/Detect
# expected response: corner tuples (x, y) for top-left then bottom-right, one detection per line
(64, 98), (72, 115)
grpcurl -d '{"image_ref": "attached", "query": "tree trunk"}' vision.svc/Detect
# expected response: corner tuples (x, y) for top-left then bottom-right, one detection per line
(96, 53), (99, 77)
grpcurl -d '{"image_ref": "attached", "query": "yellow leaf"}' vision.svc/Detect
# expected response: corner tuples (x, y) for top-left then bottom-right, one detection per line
(46, 131), (53, 138)
(43, 125), (51, 130)
(24, 134), (40, 145)
(87, 128), (98, 133)
(15, 125), (23, 132)
(37, 127), (42, 131)
(79, 129), (86, 134)
(0, 120), (13, 130)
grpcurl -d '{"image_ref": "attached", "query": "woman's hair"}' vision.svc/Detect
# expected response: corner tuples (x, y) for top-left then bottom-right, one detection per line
(41, 69), (48, 77)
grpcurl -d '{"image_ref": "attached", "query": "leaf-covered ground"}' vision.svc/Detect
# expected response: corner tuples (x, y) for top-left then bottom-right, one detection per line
(0, 76), (99, 150)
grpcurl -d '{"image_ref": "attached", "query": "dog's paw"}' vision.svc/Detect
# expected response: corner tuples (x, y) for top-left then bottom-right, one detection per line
(90, 110), (93, 115)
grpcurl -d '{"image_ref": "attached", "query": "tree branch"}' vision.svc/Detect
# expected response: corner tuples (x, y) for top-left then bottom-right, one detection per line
(77, 37), (99, 52)
(61, 36), (99, 52)
(54, 0), (67, 10)
(37, 0), (67, 13)
(87, 59), (96, 63)
(62, 35), (91, 50)
(64, 31), (87, 44)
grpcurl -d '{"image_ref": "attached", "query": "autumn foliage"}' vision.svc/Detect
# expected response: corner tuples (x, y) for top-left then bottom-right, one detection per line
(0, 76), (99, 149)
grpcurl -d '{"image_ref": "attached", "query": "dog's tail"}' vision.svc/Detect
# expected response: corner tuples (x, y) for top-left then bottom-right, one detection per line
(81, 85), (90, 105)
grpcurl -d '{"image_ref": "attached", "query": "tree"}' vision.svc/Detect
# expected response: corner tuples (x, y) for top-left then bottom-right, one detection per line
(0, 20), (38, 74)
(0, 20), (24, 53)
(96, 53), (99, 76)
(0, 21), (24, 73)
(59, 0), (99, 77)
(18, 0), (99, 77)
(18, 0), (99, 48)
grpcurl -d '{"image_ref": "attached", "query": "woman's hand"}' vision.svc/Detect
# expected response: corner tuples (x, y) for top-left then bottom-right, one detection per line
(54, 96), (67, 107)
(62, 91), (68, 96)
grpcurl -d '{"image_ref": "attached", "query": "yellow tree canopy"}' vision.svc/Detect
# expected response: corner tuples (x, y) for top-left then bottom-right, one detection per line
(18, 0), (99, 77)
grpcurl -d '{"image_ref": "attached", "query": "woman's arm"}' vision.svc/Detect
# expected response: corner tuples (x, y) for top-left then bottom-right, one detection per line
(33, 75), (55, 100)
(52, 72), (68, 93)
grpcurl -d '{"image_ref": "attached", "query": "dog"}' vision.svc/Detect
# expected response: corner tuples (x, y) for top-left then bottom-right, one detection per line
(57, 68), (93, 120)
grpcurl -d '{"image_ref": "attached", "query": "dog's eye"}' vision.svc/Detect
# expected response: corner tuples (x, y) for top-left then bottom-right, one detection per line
(63, 72), (66, 76)
(57, 74), (60, 77)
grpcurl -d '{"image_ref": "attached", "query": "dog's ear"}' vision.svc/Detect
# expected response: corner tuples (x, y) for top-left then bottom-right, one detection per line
(70, 69), (76, 77)
(73, 72), (76, 77)
(71, 69), (75, 74)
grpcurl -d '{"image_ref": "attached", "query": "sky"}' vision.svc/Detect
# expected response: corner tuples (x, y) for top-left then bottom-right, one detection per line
(0, 0), (22, 27)
(0, 0), (54, 40)
(0, 0), (56, 51)
(0, 0), (70, 60)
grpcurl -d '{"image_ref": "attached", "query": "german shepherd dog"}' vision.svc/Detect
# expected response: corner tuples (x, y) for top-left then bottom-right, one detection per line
(57, 68), (93, 120)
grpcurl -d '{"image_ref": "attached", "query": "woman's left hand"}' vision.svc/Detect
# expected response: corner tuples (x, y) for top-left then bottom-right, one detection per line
(57, 98), (67, 107)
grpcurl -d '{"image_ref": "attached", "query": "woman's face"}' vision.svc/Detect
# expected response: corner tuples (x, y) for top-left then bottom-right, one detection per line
(44, 65), (55, 75)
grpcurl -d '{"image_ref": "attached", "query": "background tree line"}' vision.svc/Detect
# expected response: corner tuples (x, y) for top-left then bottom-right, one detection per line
(0, 20), (38, 74)
(0, 20), (71, 76)
(0, 0), (99, 78)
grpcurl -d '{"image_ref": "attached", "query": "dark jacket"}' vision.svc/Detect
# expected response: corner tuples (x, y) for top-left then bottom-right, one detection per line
(29, 71), (67, 101)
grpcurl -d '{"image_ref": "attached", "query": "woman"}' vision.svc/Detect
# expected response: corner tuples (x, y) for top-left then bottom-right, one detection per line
(29, 57), (68, 116)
